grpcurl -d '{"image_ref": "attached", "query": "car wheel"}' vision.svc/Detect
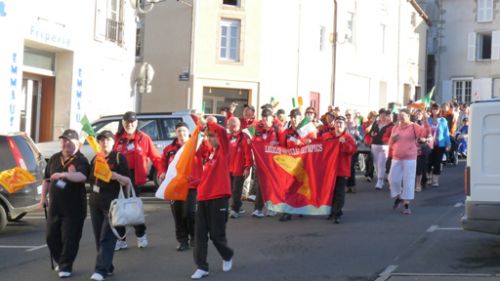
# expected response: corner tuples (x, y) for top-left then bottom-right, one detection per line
(10, 212), (27, 222)
(0, 206), (7, 232)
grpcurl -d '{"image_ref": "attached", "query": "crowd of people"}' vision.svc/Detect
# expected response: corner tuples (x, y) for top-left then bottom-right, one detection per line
(38, 100), (469, 280)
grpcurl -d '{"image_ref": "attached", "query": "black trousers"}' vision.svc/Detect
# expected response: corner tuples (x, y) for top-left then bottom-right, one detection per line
(331, 177), (347, 218)
(46, 210), (85, 272)
(230, 175), (245, 213)
(194, 197), (234, 271)
(116, 183), (146, 239)
(347, 153), (357, 187)
(428, 147), (446, 175)
(89, 203), (116, 276)
(364, 151), (374, 179)
(171, 189), (197, 244)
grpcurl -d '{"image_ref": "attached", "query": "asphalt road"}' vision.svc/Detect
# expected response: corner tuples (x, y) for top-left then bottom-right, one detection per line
(1, 160), (499, 281)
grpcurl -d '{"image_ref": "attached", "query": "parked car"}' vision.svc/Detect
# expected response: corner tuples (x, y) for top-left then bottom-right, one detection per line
(37, 111), (225, 188)
(0, 133), (46, 232)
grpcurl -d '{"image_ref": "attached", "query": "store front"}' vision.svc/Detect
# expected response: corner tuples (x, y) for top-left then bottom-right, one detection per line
(202, 87), (250, 116)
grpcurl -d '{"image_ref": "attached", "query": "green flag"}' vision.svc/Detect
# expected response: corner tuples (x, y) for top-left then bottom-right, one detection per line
(202, 101), (206, 114)
(242, 125), (256, 139)
(80, 115), (95, 136)
(421, 86), (435, 107)
(292, 97), (296, 108)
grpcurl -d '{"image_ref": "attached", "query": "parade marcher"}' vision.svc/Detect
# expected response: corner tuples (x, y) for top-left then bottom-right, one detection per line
(456, 117), (469, 158)
(305, 106), (323, 127)
(113, 111), (166, 250)
(345, 109), (361, 193)
(427, 104), (451, 187)
(276, 109), (288, 128)
(228, 103), (256, 129)
(369, 109), (394, 190)
(413, 109), (432, 192)
(361, 111), (378, 182)
(323, 116), (357, 223)
(40, 129), (90, 278)
(191, 118), (234, 280)
(162, 122), (197, 251)
(227, 117), (252, 218)
(88, 130), (131, 281)
(388, 109), (430, 214)
(320, 105), (335, 125)
(318, 111), (336, 140)
(278, 108), (317, 221)
(250, 108), (281, 218)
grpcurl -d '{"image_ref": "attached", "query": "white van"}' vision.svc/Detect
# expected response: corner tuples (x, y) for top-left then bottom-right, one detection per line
(461, 99), (500, 234)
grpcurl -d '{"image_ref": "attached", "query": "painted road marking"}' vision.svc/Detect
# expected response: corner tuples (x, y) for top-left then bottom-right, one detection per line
(427, 225), (462, 232)
(0, 244), (47, 252)
(454, 202), (464, 207)
(375, 265), (399, 281)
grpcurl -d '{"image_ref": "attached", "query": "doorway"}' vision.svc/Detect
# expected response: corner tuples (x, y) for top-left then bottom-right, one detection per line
(21, 75), (55, 142)
(203, 87), (250, 117)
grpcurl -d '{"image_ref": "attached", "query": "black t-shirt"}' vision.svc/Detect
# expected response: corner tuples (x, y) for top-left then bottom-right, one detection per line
(88, 151), (130, 210)
(44, 151), (90, 217)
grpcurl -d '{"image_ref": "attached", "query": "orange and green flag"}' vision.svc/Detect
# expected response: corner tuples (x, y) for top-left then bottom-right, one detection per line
(80, 115), (111, 182)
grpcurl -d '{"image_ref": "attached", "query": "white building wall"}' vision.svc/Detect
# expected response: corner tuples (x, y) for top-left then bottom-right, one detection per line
(0, 0), (136, 138)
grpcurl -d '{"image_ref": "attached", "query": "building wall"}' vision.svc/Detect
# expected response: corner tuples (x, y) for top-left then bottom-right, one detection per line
(335, 0), (427, 114)
(0, 0), (137, 140)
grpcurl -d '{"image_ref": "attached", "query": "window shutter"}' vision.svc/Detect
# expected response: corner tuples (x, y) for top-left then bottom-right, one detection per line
(441, 80), (453, 102)
(485, 0), (493, 22)
(94, 0), (107, 42)
(492, 31), (500, 60)
(468, 32), (477, 61)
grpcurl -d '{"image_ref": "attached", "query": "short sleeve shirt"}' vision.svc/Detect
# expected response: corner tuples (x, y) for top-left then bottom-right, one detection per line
(45, 151), (90, 217)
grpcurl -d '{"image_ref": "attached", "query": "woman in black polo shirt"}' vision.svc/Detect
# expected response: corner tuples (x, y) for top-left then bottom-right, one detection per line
(88, 130), (130, 281)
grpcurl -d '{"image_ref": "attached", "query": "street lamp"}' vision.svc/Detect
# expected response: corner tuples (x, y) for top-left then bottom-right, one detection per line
(130, 0), (167, 14)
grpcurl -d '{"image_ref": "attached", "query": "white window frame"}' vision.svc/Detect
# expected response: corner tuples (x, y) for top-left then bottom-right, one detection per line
(219, 19), (241, 62)
(477, 32), (493, 60)
(453, 80), (472, 104)
(494, 78), (500, 98)
(477, 0), (494, 23)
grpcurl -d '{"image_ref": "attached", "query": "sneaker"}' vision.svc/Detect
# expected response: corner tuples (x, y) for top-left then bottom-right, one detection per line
(365, 176), (372, 183)
(114, 240), (128, 251)
(252, 210), (265, 218)
(137, 234), (148, 248)
(333, 216), (341, 224)
(191, 269), (209, 279)
(90, 273), (105, 281)
(54, 265), (59, 272)
(247, 195), (256, 202)
(222, 259), (233, 272)
(58, 271), (71, 278)
(229, 210), (239, 219)
(403, 208), (412, 215)
(392, 198), (403, 210)
(415, 185), (422, 192)
(176, 242), (189, 251)
(375, 179), (384, 189)
(238, 209), (246, 214)
(266, 210), (277, 217)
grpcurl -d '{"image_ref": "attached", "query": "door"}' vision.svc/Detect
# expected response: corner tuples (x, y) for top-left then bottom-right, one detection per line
(20, 79), (42, 142)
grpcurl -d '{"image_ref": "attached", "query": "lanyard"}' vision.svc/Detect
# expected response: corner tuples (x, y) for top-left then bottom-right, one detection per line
(60, 155), (76, 170)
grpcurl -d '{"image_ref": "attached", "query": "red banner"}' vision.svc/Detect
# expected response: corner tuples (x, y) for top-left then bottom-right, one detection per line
(251, 141), (340, 215)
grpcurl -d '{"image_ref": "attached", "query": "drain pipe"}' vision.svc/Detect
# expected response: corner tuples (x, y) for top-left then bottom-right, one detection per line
(331, 0), (338, 106)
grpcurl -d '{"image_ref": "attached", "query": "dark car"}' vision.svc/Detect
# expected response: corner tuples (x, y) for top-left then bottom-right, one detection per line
(0, 133), (46, 232)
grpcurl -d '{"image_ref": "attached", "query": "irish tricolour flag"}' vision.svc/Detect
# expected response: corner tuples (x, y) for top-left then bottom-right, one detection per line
(296, 116), (317, 138)
(155, 125), (202, 201)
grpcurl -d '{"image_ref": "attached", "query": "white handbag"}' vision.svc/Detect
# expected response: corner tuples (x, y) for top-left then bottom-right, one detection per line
(109, 182), (145, 240)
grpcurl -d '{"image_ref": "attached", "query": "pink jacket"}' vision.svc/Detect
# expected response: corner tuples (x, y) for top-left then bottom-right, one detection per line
(389, 122), (429, 160)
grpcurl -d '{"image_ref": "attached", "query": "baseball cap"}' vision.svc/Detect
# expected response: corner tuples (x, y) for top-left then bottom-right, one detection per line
(122, 111), (137, 122)
(289, 108), (301, 117)
(96, 130), (115, 141)
(276, 109), (286, 115)
(261, 108), (273, 117)
(59, 129), (79, 141)
(335, 115), (346, 122)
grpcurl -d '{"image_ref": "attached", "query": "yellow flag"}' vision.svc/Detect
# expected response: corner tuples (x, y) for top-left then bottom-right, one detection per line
(94, 154), (112, 183)
(0, 167), (36, 193)
(86, 135), (101, 153)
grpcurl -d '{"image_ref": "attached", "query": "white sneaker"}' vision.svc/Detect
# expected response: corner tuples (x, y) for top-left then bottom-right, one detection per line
(252, 210), (264, 218)
(191, 269), (209, 279)
(90, 272), (104, 281)
(222, 259), (233, 272)
(375, 179), (384, 189)
(54, 265), (59, 272)
(137, 234), (148, 248)
(114, 240), (128, 251)
(266, 210), (277, 217)
(247, 195), (256, 201)
(238, 209), (246, 214)
(58, 271), (71, 278)
(229, 210), (239, 218)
